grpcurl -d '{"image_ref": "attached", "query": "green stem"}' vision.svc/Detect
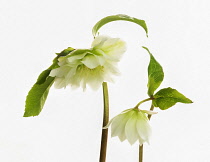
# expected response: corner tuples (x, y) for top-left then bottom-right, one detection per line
(135, 98), (152, 109)
(99, 82), (109, 162)
(139, 104), (155, 162)
(148, 104), (154, 120)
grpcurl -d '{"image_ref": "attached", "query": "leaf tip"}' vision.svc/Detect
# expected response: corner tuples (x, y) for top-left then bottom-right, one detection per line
(187, 99), (193, 104)
(23, 111), (38, 117)
(23, 112), (30, 117)
(142, 46), (151, 55)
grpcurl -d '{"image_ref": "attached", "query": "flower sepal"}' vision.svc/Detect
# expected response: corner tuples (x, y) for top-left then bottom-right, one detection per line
(104, 108), (157, 145)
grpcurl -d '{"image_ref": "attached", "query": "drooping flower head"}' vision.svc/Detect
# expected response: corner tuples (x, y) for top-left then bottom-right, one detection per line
(50, 35), (126, 90)
(104, 108), (157, 145)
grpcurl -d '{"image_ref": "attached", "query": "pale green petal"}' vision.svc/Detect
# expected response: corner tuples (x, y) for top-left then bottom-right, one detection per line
(50, 65), (72, 78)
(49, 68), (60, 77)
(69, 72), (82, 88)
(136, 112), (152, 143)
(118, 130), (126, 142)
(54, 77), (66, 89)
(92, 35), (126, 61)
(101, 38), (124, 52)
(125, 112), (139, 145)
(58, 57), (68, 66)
(104, 109), (134, 142)
(84, 66), (104, 90)
(87, 79), (102, 90)
(81, 80), (87, 90)
(111, 114), (127, 137)
(91, 35), (109, 48)
(81, 55), (101, 69)
(121, 108), (133, 114)
(94, 55), (106, 66)
(103, 62), (120, 77)
(65, 67), (77, 84)
(67, 52), (87, 63)
(88, 79), (103, 90)
(111, 111), (134, 140)
(101, 38), (126, 61)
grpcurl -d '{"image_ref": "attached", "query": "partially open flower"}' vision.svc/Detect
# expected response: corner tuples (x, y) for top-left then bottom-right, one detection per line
(49, 35), (126, 90)
(104, 108), (157, 145)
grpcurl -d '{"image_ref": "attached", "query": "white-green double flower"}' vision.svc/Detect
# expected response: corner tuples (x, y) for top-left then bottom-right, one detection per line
(104, 108), (157, 145)
(50, 35), (126, 90)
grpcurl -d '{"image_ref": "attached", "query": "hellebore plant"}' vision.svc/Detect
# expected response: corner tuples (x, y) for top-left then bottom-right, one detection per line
(24, 14), (192, 162)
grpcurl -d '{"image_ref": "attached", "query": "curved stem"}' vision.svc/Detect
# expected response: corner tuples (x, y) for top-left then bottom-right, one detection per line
(134, 98), (153, 109)
(99, 82), (109, 162)
(139, 104), (155, 162)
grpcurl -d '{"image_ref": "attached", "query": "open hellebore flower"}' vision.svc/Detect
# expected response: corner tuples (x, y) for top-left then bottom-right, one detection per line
(104, 108), (157, 145)
(50, 35), (126, 90)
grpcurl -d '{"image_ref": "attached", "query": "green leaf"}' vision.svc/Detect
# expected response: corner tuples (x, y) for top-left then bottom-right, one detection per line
(24, 47), (75, 117)
(56, 47), (75, 56)
(36, 47), (75, 85)
(35, 69), (51, 84)
(153, 87), (193, 110)
(92, 14), (148, 37)
(24, 76), (55, 117)
(143, 46), (164, 96)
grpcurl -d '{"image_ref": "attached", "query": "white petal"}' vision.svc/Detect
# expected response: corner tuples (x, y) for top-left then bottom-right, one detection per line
(49, 68), (60, 77)
(101, 38), (126, 60)
(103, 62), (120, 79)
(91, 35), (109, 48)
(111, 114), (127, 137)
(84, 67), (104, 90)
(67, 52), (87, 63)
(94, 55), (106, 66)
(88, 79), (102, 90)
(136, 112), (152, 143)
(50, 65), (72, 78)
(54, 77), (66, 89)
(58, 57), (68, 66)
(92, 35), (126, 61)
(62, 69), (76, 87)
(111, 111), (134, 142)
(121, 108), (133, 114)
(81, 55), (100, 69)
(125, 112), (139, 145)
(69, 72), (82, 89)
(89, 81), (103, 90)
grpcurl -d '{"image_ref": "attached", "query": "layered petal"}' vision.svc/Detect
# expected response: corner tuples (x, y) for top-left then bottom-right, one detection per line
(125, 112), (139, 145)
(81, 55), (101, 69)
(92, 35), (126, 61)
(136, 111), (152, 144)
(49, 35), (126, 90)
(104, 108), (155, 145)
(111, 111), (134, 142)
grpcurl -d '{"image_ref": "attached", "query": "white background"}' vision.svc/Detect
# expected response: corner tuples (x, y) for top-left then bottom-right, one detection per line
(1, 0), (210, 161)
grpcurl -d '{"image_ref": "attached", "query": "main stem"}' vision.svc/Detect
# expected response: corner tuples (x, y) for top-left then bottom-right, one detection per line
(99, 82), (109, 162)
(139, 104), (154, 162)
